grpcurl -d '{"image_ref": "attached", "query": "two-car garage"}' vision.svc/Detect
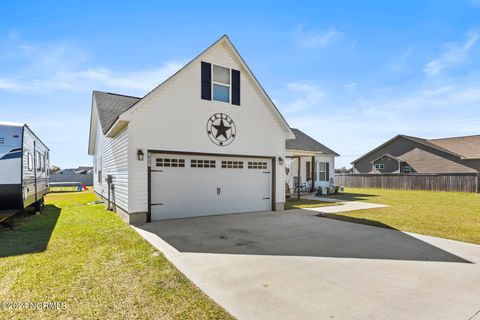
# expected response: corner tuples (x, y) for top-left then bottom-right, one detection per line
(149, 153), (273, 221)
(89, 37), (296, 225)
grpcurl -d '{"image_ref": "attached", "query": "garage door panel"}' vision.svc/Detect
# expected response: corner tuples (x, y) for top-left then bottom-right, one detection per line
(151, 154), (271, 220)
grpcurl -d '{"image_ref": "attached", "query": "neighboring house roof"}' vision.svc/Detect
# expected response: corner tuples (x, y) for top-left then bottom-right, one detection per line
(352, 134), (479, 164)
(94, 91), (141, 134)
(400, 148), (477, 173)
(370, 154), (404, 163)
(428, 135), (480, 159)
(57, 166), (94, 175)
(286, 128), (339, 156)
(77, 166), (93, 171)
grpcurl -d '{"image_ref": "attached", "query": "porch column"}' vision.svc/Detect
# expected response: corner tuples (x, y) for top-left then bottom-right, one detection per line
(311, 156), (315, 192)
(297, 156), (301, 199)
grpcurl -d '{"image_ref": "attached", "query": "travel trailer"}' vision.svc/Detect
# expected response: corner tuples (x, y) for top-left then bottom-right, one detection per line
(0, 122), (49, 217)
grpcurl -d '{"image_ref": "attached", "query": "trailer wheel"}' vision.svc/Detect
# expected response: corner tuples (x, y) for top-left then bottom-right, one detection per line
(34, 198), (44, 214)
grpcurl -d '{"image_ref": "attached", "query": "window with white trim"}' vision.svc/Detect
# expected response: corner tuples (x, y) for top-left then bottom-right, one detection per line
(403, 165), (411, 173)
(318, 162), (327, 181)
(375, 163), (385, 170)
(27, 153), (33, 171)
(212, 65), (230, 103)
(36, 151), (42, 171)
(191, 159), (216, 168)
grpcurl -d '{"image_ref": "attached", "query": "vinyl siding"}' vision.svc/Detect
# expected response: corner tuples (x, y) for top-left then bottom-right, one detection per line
(127, 40), (287, 213)
(373, 156), (400, 173)
(93, 118), (129, 211)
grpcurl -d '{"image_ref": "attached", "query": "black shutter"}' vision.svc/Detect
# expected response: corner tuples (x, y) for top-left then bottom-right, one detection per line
(326, 162), (330, 181)
(231, 69), (240, 105)
(201, 61), (211, 100)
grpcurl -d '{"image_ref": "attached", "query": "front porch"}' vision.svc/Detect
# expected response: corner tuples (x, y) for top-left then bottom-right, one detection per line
(285, 150), (335, 199)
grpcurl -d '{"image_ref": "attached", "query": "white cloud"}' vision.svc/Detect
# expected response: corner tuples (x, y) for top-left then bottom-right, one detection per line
(361, 82), (480, 116)
(76, 62), (184, 92)
(276, 82), (325, 114)
(0, 34), (184, 95)
(344, 82), (357, 93)
(296, 26), (343, 48)
(283, 79), (480, 168)
(423, 31), (479, 76)
(0, 79), (20, 90)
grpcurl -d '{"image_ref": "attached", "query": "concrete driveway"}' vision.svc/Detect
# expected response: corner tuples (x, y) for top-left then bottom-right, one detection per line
(134, 210), (480, 320)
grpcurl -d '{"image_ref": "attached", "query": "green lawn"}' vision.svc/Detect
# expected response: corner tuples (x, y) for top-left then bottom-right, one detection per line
(0, 191), (232, 320)
(325, 188), (480, 245)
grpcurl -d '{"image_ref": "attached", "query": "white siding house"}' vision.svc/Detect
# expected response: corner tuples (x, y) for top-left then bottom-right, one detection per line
(88, 35), (338, 224)
(285, 129), (339, 196)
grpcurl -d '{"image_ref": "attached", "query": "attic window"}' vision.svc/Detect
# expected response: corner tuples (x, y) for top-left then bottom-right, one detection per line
(212, 65), (230, 103)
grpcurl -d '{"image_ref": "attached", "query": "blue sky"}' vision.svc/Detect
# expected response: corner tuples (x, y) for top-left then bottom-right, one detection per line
(1, 1), (479, 168)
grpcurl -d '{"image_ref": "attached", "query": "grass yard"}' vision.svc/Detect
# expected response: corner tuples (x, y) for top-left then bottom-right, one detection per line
(324, 188), (480, 245)
(0, 191), (232, 320)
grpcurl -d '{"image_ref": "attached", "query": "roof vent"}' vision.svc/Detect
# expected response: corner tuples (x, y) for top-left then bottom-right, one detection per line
(0, 137), (4, 144)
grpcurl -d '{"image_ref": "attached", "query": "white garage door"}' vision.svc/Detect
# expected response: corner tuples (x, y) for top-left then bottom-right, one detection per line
(150, 154), (272, 220)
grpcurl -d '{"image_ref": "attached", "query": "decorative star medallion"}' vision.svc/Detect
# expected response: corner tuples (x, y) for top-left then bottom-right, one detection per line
(206, 113), (236, 146)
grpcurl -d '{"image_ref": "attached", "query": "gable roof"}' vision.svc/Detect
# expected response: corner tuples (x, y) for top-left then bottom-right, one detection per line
(400, 147), (477, 173)
(94, 91), (141, 134)
(370, 154), (405, 163)
(429, 135), (480, 159)
(104, 35), (292, 137)
(350, 134), (472, 164)
(399, 135), (462, 157)
(286, 128), (339, 156)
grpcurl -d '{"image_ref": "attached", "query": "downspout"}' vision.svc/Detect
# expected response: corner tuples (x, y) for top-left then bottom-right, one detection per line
(297, 156), (301, 199)
(106, 175), (113, 210)
(311, 155), (315, 192)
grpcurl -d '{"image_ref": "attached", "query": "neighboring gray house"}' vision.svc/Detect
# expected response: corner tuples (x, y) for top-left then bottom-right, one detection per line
(50, 166), (93, 185)
(352, 134), (480, 174)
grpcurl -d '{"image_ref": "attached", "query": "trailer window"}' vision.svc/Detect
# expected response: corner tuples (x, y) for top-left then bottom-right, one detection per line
(36, 151), (41, 170)
(42, 154), (46, 172)
(28, 153), (33, 171)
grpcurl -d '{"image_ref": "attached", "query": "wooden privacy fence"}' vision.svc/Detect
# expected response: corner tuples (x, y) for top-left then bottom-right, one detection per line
(335, 173), (480, 193)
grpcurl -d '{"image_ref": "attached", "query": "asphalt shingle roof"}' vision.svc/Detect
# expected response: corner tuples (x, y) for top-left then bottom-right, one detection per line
(94, 91), (141, 134)
(370, 154), (405, 163)
(428, 135), (480, 159)
(287, 128), (339, 156)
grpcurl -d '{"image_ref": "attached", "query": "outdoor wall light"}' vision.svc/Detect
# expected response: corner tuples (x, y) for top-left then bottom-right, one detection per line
(278, 157), (284, 165)
(137, 149), (144, 161)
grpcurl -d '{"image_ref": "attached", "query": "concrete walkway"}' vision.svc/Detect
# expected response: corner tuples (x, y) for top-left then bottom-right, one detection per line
(305, 201), (389, 213)
(133, 210), (480, 320)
